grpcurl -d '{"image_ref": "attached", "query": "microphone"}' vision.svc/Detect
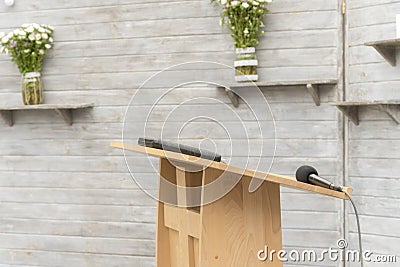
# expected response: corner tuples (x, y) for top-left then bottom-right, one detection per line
(295, 165), (343, 192)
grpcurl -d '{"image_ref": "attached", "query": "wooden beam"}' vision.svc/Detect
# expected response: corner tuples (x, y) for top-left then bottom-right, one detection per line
(165, 167), (201, 267)
(164, 205), (201, 239)
(156, 158), (176, 267)
(306, 83), (320, 106)
(221, 80), (337, 107)
(331, 100), (400, 106)
(225, 89), (239, 108)
(176, 168), (188, 207)
(54, 109), (73, 125)
(365, 39), (400, 66)
(331, 101), (400, 125)
(0, 103), (94, 111)
(373, 45), (396, 66)
(0, 103), (93, 126)
(378, 104), (400, 124)
(337, 106), (359, 125)
(0, 111), (13, 126)
(227, 79), (338, 89)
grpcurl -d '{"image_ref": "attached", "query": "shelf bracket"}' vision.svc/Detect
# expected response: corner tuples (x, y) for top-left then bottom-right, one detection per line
(337, 106), (359, 125)
(225, 88), (239, 108)
(372, 45), (396, 66)
(54, 109), (73, 125)
(0, 110), (13, 126)
(306, 83), (320, 106)
(377, 104), (400, 124)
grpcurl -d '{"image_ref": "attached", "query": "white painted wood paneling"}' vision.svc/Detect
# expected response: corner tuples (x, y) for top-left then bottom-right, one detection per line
(0, 0), (354, 266)
(346, 0), (400, 265)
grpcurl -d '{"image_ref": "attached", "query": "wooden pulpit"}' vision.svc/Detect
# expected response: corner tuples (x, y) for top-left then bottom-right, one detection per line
(111, 142), (352, 267)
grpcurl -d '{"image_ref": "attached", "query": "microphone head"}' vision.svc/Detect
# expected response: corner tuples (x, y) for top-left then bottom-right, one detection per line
(296, 165), (318, 183)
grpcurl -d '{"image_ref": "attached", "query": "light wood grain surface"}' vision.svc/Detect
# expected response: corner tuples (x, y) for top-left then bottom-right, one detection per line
(110, 142), (352, 200)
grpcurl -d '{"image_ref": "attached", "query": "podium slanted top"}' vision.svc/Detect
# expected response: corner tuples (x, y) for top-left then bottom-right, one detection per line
(110, 141), (352, 200)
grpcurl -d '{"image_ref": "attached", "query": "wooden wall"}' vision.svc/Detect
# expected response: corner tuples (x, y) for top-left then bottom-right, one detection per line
(0, 0), (397, 266)
(347, 0), (400, 264)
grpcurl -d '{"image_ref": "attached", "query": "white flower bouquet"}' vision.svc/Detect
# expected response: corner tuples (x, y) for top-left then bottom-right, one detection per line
(212, 0), (272, 48)
(211, 0), (272, 81)
(0, 23), (54, 104)
(0, 23), (54, 75)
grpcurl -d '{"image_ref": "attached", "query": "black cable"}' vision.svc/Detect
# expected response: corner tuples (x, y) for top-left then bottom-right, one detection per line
(343, 190), (364, 267)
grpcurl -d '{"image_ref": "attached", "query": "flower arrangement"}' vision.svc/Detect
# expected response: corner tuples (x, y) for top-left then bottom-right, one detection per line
(212, 0), (272, 48)
(0, 23), (54, 75)
(0, 23), (54, 105)
(211, 0), (272, 81)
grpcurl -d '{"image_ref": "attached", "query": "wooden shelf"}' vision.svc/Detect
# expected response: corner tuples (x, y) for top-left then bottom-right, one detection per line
(0, 103), (94, 126)
(220, 79), (337, 107)
(330, 100), (400, 125)
(365, 38), (400, 66)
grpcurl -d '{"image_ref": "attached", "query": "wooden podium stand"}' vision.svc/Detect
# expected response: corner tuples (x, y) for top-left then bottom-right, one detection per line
(111, 142), (352, 267)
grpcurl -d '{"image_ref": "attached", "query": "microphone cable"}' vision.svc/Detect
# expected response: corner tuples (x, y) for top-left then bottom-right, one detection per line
(295, 166), (364, 266)
(342, 190), (364, 267)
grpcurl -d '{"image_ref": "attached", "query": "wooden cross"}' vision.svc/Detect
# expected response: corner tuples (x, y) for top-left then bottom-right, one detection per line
(157, 160), (202, 267)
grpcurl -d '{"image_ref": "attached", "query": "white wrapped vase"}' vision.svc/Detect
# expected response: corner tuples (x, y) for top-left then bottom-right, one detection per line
(234, 47), (258, 82)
